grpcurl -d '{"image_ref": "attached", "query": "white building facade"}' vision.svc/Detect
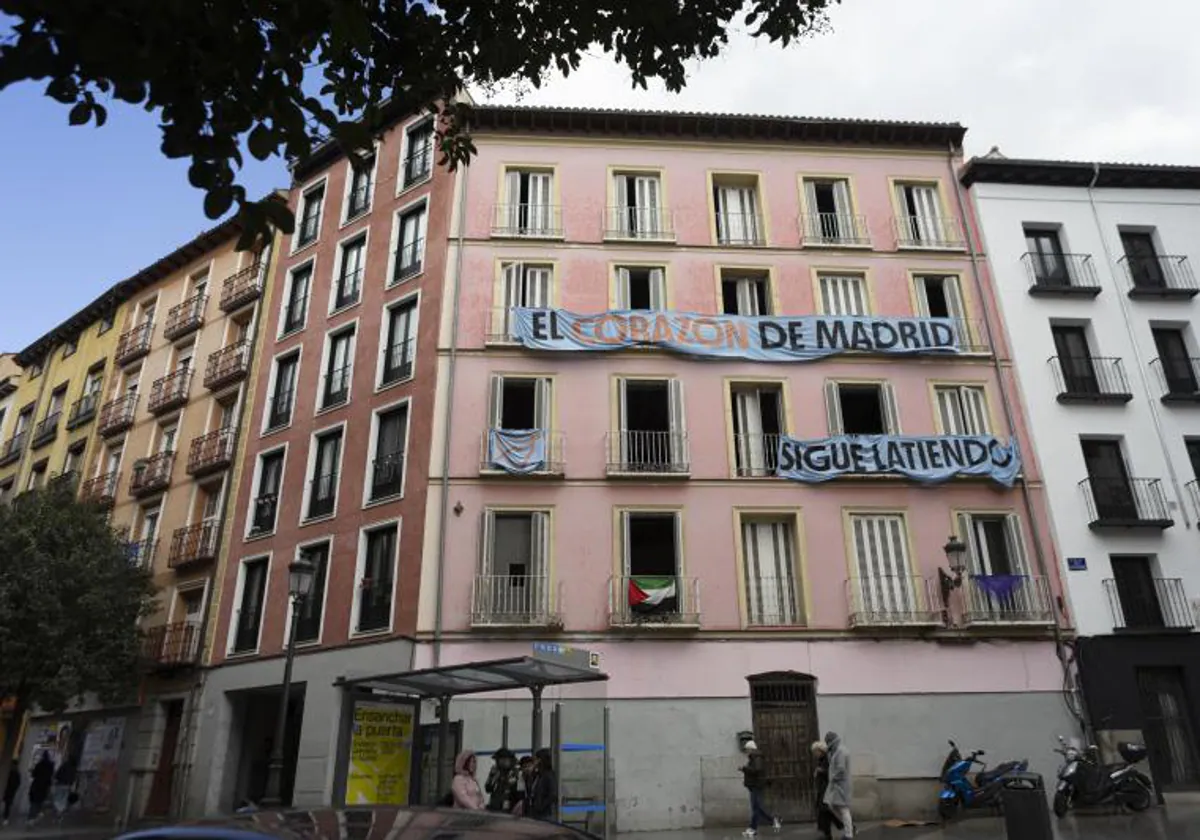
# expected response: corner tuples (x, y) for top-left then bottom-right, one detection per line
(964, 157), (1200, 794)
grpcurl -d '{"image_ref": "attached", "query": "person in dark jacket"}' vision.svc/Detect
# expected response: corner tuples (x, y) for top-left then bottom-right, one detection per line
(26, 753), (54, 824)
(484, 748), (520, 812)
(527, 748), (557, 821)
(811, 741), (844, 840)
(3, 765), (20, 825)
(739, 739), (780, 837)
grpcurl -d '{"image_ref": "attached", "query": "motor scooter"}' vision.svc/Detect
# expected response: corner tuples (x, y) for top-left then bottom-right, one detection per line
(1052, 735), (1153, 817)
(937, 739), (1028, 820)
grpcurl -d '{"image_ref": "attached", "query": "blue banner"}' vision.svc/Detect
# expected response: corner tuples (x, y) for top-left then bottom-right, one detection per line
(510, 308), (961, 361)
(776, 434), (1021, 486)
(487, 428), (548, 474)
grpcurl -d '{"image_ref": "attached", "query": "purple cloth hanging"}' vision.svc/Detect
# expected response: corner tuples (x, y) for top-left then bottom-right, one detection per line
(973, 574), (1025, 599)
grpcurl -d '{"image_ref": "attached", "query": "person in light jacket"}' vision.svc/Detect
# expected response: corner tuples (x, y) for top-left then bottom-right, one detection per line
(450, 750), (485, 810)
(822, 732), (852, 839)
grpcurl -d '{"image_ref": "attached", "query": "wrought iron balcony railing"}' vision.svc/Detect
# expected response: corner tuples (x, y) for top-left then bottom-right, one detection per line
(79, 470), (119, 507)
(369, 452), (406, 501)
(1150, 356), (1200, 402)
(491, 204), (564, 238)
(381, 338), (416, 385)
(30, 412), (60, 449)
(220, 262), (264, 312)
(333, 268), (363, 311)
(479, 429), (565, 475)
(1048, 356), (1133, 403)
(148, 368), (192, 414)
(402, 147), (432, 187)
(187, 426), (236, 476)
(961, 575), (1054, 625)
(605, 430), (690, 476)
(846, 576), (941, 627)
(141, 621), (201, 669)
(125, 537), (158, 569)
(603, 206), (676, 241)
(66, 393), (99, 430)
(98, 393), (137, 437)
(1104, 577), (1194, 631)
(0, 431), (23, 467)
(1121, 254), (1199, 299)
(205, 340), (250, 390)
(1022, 253), (1102, 297)
(249, 492), (279, 535)
(115, 321), (153, 366)
(392, 239), (425, 284)
(321, 364), (352, 409)
(130, 451), (175, 497)
(470, 575), (562, 628)
(892, 214), (966, 250)
(609, 576), (701, 628)
(266, 389), (294, 431)
(163, 292), (207, 341)
(307, 472), (337, 519)
(168, 520), (220, 570)
(1079, 477), (1174, 529)
(799, 213), (870, 247)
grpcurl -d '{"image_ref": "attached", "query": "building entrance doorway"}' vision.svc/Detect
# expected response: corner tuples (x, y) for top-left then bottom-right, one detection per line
(1137, 667), (1200, 790)
(747, 672), (819, 822)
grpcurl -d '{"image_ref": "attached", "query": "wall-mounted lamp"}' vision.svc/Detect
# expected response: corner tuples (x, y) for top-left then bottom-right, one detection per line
(938, 535), (969, 619)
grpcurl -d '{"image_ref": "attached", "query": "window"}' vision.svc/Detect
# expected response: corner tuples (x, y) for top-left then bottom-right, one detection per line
(13, 405), (33, 438)
(333, 236), (365, 311)
(496, 262), (552, 339)
(99, 311), (115, 334)
(231, 557), (268, 653)
(63, 443), (84, 476)
(609, 172), (666, 238)
(614, 266), (665, 310)
(1109, 555), (1167, 629)
(62, 338), (77, 359)
(1152, 327), (1198, 396)
(158, 423), (178, 454)
(818, 273), (869, 316)
(801, 177), (861, 244)
(267, 353), (299, 430)
(1024, 228), (1069, 287)
(490, 376), (551, 432)
(499, 168), (556, 237)
(848, 513), (920, 617)
(104, 444), (123, 477)
(934, 385), (990, 435)
(1081, 439), (1137, 520)
(293, 542), (330, 643)
(346, 153), (375, 220)
(322, 327), (355, 409)
(720, 271), (771, 316)
(133, 505), (161, 566)
(250, 450), (284, 534)
(824, 381), (898, 435)
(731, 383), (784, 477)
(296, 183), (325, 247)
(391, 202), (427, 283)
(480, 510), (550, 621)
(370, 404), (409, 501)
(915, 274), (970, 347)
(281, 264), (312, 335)
(357, 523), (397, 633)
(1121, 231), (1165, 289)
(894, 182), (950, 247)
(957, 513), (1026, 576)
(27, 361), (42, 380)
(1051, 324), (1100, 395)
(712, 177), (762, 245)
(620, 510), (684, 620)
(741, 516), (802, 626)
(613, 378), (687, 473)
(307, 427), (343, 519)
(45, 385), (66, 422)
(381, 298), (417, 386)
(27, 460), (47, 490)
(402, 120), (434, 187)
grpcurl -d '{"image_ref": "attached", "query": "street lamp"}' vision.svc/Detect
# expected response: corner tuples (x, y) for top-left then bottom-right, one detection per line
(943, 535), (967, 574)
(938, 535), (969, 620)
(261, 556), (315, 807)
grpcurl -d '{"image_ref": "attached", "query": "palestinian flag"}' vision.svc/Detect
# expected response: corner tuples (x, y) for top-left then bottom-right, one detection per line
(628, 576), (677, 614)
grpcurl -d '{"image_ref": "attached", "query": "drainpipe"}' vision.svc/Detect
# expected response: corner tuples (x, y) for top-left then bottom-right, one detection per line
(432, 161), (471, 668)
(947, 146), (1083, 728)
(1082, 163), (1191, 529)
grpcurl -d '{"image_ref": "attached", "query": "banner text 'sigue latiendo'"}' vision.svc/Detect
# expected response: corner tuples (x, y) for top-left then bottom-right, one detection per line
(511, 308), (962, 361)
(777, 434), (1021, 486)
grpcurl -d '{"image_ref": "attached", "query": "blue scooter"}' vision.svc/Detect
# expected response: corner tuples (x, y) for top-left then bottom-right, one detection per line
(937, 739), (1029, 820)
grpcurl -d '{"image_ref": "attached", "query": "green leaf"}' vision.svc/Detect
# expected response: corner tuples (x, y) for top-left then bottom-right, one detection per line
(203, 187), (234, 219)
(247, 124), (275, 160)
(67, 101), (90, 125)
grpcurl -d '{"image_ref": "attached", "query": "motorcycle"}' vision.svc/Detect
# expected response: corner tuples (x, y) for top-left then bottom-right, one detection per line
(1052, 735), (1153, 817)
(937, 739), (1029, 820)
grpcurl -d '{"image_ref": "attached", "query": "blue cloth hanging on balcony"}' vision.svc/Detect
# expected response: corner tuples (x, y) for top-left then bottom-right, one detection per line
(488, 428), (547, 475)
(973, 574), (1025, 599)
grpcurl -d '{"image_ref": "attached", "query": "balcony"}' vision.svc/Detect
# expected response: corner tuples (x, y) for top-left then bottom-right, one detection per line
(402, 148), (432, 187)
(321, 365), (351, 409)
(732, 433), (782, 478)
(846, 576), (941, 628)
(744, 576), (804, 627)
(799, 213), (870, 248)
(249, 493), (278, 536)
(479, 429), (565, 476)
(961, 575), (1055, 625)
(141, 621), (201, 670)
(1049, 356), (1133, 404)
(1121, 255), (1199, 300)
(1022, 253), (1102, 297)
(470, 575), (562, 628)
(369, 452), (406, 501)
(205, 340), (250, 391)
(66, 393), (99, 430)
(125, 537), (158, 569)
(79, 471), (119, 507)
(609, 576), (701, 628)
(187, 427), (236, 476)
(715, 212), (766, 246)
(605, 430), (690, 477)
(130, 451), (175, 497)
(947, 318), (990, 354)
(381, 338), (416, 386)
(115, 321), (153, 366)
(30, 412), (60, 449)
(163, 293), (207, 341)
(50, 470), (81, 492)
(603, 207), (676, 242)
(1151, 357), (1200, 404)
(220, 262), (264, 312)
(892, 214), (966, 250)
(307, 473), (337, 519)
(148, 368), (192, 415)
(392, 239), (424, 284)
(486, 307), (521, 345)
(1104, 577), (1194, 632)
(265, 390), (294, 431)
(491, 204), (563, 239)
(0, 432), (24, 467)
(98, 393), (137, 437)
(1080, 477), (1174, 530)
(332, 269), (363, 311)
(168, 520), (220, 570)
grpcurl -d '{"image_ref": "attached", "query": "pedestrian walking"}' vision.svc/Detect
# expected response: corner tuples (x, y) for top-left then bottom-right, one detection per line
(528, 748), (558, 821)
(450, 750), (485, 810)
(822, 732), (853, 839)
(26, 753), (54, 824)
(739, 739), (781, 837)
(3, 765), (20, 826)
(811, 741), (844, 840)
(52, 756), (77, 820)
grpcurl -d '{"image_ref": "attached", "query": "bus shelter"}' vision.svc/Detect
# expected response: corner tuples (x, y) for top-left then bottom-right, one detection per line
(333, 645), (610, 837)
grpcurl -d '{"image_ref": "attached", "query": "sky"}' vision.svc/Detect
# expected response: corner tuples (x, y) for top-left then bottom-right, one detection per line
(2, 0), (1199, 352)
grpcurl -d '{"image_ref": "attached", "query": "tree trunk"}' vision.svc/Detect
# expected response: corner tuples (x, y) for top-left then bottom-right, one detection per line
(0, 693), (29, 798)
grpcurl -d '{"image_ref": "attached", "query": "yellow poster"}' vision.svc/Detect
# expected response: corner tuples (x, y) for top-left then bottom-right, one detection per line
(345, 702), (414, 805)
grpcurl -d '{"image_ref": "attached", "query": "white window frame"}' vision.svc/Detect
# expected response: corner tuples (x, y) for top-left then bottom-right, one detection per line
(610, 171), (665, 238)
(712, 177), (763, 245)
(340, 146), (379, 226)
(496, 262), (554, 338)
(299, 420), (347, 524)
(278, 258), (317, 339)
(613, 265), (667, 310)
(480, 508), (551, 584)
(824, 380), (900, 435)
(286, 537), (335, 647)
(261, 348), (303, 435)
(243, 442), (288, 540)
(894, 181), (946, 246)
(489, 375), (552, 432)
(317, 320), (358, 413)
(817, 272), (870, 316)
(164, 577), (210, 628)
(292, 176), (329, 253)
(385, 197), (430, 286)
(615, 377), (688, 468)
(730, 382), (786, 477)
(226, 553), (272, 656)
(397, 116), (435, 195)
(957, 512), (1029, 576)
(619, 509), (683, 576)
(934, 384), (991, 435)
(375, 291), (420, 391)
(363, 396), (413, 506)
(501, 168), (556, 237)
(351, 517), (402, 636)
(721, 271), (772, 317)
(740, 514), (802, 627)
(328, 229), (370, 315)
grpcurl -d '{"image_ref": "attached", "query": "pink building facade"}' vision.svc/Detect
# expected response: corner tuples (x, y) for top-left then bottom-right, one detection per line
(416, 108), (1075, 828)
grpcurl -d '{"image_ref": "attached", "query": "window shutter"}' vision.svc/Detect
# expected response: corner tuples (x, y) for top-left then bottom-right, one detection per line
(488, 375), (504, 429)
(1005, 514), (1028, 575)
(956, 513), (979, 573)
(614, 267), (630, 309)
(480, 510), (495, 574)
(535, 378), (552, 430)
(649, 268), (666, 309)
(620, 511), (632, 575)
(963, 387), (989, 435)
(803, 179), (818, 214)
(824, 381), (843, 434)
(505, 170), (521, 206)
(736, 278), (760, 316)
(942, 276), (968, 347)
(881, 383), (900, 434)
(531, 511), (549, 575)
(832, 180), (852, 216)
(935, 387), (960, 435)
(668, 379), (686, 434)
(526, 266), (551, 307)
(613, 174), (629, 209)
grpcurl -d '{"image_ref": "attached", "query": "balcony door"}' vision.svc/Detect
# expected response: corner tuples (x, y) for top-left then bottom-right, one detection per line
(1111, 556), (1164, 629)
(1082, 439), (1137, 519)
(896, 183), (941, 244)
(1122, 231), (1165, 288)
(1052, 325), (1099, 394)
(1025, 228), (1068, 286)
(618, 379), (685, 471)
(731, 385), (783, 477)
(622, 511), (682, 618)
(1153, 328), (1198, 395)
(483, 511), (548, 621)
(849, 513), (917, 619)
(613, 173), (662, 237)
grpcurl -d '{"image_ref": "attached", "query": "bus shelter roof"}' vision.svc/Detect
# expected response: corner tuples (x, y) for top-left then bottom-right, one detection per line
(336, 656), (608, 699)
